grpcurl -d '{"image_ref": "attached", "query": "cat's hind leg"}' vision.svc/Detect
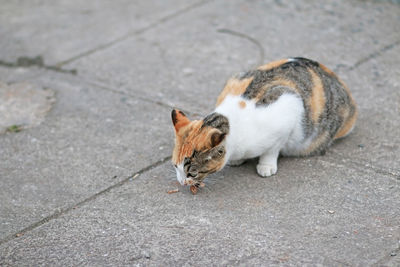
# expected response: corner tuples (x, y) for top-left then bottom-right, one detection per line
(256, 148), (280, 177)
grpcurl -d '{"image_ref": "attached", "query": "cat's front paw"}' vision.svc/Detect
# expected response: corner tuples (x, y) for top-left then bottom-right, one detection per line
(227, 159), (246, 166)
(256, 163), (277, 177)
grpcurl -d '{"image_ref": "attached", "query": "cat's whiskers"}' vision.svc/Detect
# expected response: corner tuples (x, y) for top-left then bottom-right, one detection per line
(167, 169), (175, 175)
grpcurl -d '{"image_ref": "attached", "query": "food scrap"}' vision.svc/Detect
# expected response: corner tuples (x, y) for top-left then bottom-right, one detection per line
(167, 189), (179, 194)
(190, 185), (198, 195)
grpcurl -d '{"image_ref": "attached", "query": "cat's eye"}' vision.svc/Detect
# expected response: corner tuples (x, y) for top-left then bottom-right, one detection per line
(217, 149), (224, 155)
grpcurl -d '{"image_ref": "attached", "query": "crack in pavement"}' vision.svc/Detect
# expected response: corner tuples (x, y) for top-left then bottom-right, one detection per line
(329, 152), (400, 180)
(372, 245), (400, 267)
(56, 0), (212, 67)
(348, 39), (400, 71)
(334, 39), (400, 73)
(217, 28), (265, 66)
(83, 79), (204, 118)
(0, 156), (171, 246)
(0, 56), (77, 75)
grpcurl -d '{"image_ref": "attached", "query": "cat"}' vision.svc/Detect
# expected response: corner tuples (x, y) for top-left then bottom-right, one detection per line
(171, 57), (357, 187)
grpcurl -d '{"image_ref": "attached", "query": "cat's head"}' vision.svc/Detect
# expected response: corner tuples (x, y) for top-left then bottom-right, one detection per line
(171, 109), (229, 186)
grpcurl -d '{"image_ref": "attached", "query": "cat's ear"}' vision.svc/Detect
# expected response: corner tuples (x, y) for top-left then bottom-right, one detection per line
(210, 131), (226, 147)
(171, 109), (190, 132)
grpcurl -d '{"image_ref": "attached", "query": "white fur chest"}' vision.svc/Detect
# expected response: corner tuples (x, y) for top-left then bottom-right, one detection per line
(215, 94), (305, 161)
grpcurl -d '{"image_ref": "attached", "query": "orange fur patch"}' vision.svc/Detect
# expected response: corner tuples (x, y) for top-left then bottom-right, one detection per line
(172, 121), (217, 164)
(257, 59), (288, 71)
(334, 108), (358, 139)
(255, 78), (298, 101)
(173, 110), (190, 132)
(216, 77), (253, 106)
(304, 131), (329, 155)
(239, 101), (246, 109)
(318, 64), (357, 137)
(320, 63), (353, 98)
(319, 63), (337, 77)
(308, 68), (326, 123)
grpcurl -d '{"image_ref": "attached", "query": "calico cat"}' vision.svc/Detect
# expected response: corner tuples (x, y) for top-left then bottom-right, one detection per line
(171, 57), (357, 187)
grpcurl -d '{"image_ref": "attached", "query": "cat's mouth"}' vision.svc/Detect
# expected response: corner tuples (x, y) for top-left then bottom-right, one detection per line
(183, 178), (205, 188)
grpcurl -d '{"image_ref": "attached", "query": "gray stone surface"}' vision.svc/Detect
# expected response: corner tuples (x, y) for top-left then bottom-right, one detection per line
(0, 82), (55, 133)
(0, 0), (399, 266)
(0, 159), (399, 266)
(0, 73), (174, 239)
(0, 0), (201, 65)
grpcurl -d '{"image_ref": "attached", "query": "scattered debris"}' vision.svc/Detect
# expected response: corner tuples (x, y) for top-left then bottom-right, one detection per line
(190, 185), (198, 195)
(167, 189), (179, 194)
(142, 251), (151, 259)
(6, 124), (23, 133)
(15, 233), (24, 237)
(327, 210), (335, 214)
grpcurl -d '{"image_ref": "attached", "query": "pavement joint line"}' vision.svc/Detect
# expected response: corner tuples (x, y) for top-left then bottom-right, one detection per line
(217, 28), (265, 66)
(347, 39), (400, 71)
(0, 57), (77, 75)
(83, 79), (204, 118)
(55, 0), (212, 67)
(0, 155), (171, 246)
(329, 151), (400, 180)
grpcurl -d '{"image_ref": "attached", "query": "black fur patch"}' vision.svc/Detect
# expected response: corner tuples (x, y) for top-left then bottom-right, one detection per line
(171, 110), (187, 125)
(171, 110), (178, 125)
(202, 112), (229, 134)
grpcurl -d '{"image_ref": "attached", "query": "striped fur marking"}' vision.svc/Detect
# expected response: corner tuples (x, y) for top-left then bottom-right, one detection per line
(334, 108), (357, 139)
(308, 68), (326, 123)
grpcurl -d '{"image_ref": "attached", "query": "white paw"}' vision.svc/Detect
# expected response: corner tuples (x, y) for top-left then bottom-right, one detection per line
(256, 164), (277, 177)
(227, 159), (246, 166)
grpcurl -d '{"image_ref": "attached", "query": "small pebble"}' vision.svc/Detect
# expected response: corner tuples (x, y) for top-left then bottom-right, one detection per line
(142, 251), (151, 259)
(390, 252), (397, 256)
(358, 144), (365, 148)
(182, 68), (194, 75)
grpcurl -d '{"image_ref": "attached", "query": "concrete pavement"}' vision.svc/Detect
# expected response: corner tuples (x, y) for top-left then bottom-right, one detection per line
(0, 0), (399, 266)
